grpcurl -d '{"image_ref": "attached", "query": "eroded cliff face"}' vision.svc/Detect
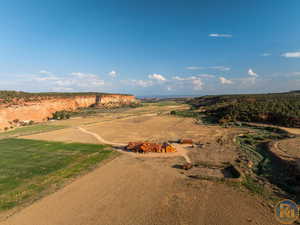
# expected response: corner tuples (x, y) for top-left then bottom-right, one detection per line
(97, 94), (138, 107)
(0, 94), (137, 130)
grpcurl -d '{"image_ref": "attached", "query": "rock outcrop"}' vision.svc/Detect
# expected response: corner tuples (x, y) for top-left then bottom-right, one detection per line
(96, 94), (138, 107)
(0, 94), (138, 131)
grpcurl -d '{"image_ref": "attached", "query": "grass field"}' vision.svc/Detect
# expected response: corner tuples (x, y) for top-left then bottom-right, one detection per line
(0, 124), (67, 139)
(0, 138), (117, 211)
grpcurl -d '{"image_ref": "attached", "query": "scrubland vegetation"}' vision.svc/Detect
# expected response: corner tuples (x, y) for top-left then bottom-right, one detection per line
(188, 91), (300, 128)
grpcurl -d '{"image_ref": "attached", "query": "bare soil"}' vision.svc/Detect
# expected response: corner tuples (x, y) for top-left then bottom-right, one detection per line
(277, 137), (300, 158)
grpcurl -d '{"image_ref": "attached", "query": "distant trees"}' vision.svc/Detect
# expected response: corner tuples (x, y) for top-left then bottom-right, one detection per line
(189, 91), (300, 128)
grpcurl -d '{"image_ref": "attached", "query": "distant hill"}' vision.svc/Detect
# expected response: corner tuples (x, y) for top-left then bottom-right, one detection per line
(188, 91), (300, 128)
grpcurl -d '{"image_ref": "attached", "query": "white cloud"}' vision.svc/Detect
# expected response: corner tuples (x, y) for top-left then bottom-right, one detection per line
(186, 66), (204, 70)
(191, 79), (203, 90)
(209, 33), (232, 38)
(108, 70), (117, 78)
(197, 74), (215, 78)
(39, 70), (51, 75)
(33, 72), (105, 91)
(219, 77), (233, 85)
(130, 80), (153, 88)
(210, 66), (231, 71)
(34, 75), (59, 81)
(128, 74), (203, 90)
(281, 51), (300, 58)
(248, 68), (258, 77)
(71, 72), (98, 79)
(261, 53), (271, 57)
(172, 76), (204, 90)
(172, 76), (197, 81)
(125, 73), (166, 89)
(148, 73), (166, 81)
(172, 76), (185, 81)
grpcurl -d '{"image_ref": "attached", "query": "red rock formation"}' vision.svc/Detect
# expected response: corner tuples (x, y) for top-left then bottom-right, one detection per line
(0, 94), (138, 131)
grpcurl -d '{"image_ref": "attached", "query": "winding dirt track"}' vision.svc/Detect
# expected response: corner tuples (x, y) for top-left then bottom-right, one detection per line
(78, 127), (125, 147)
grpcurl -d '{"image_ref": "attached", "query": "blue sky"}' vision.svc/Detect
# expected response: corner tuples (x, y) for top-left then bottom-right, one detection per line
(0, 0), (300, 96)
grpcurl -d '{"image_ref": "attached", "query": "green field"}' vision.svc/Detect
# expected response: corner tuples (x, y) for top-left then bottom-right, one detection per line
(0, 138), (118, 211)
(0, 124), (67, 139)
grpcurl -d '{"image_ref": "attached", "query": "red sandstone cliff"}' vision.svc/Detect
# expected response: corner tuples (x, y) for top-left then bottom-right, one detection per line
(0, 94), (138, 131)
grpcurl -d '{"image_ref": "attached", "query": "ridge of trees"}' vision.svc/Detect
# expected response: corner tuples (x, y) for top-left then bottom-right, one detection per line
(188, 91), (300, 128)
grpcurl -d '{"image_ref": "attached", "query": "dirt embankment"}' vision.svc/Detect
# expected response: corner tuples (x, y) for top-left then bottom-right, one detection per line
(268, 140), (300, 180)
(0, 95), (138, 131)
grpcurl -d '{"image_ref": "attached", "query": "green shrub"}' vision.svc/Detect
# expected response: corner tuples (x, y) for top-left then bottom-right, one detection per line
(170, 110), (198, 118)
(52, 111), (71, 120)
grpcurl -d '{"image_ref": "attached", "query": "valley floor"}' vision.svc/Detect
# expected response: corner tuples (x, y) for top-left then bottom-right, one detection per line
(0, 104), (289, 225)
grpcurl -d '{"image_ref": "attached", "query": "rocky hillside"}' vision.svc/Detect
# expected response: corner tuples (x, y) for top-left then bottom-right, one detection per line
(0, 92), (138, 131)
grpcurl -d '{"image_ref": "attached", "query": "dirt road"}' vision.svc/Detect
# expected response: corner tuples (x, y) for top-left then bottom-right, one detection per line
(77, 126), (126, 147)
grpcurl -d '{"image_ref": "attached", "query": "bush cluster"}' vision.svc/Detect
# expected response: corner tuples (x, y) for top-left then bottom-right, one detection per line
(52, 111), (71, 120)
